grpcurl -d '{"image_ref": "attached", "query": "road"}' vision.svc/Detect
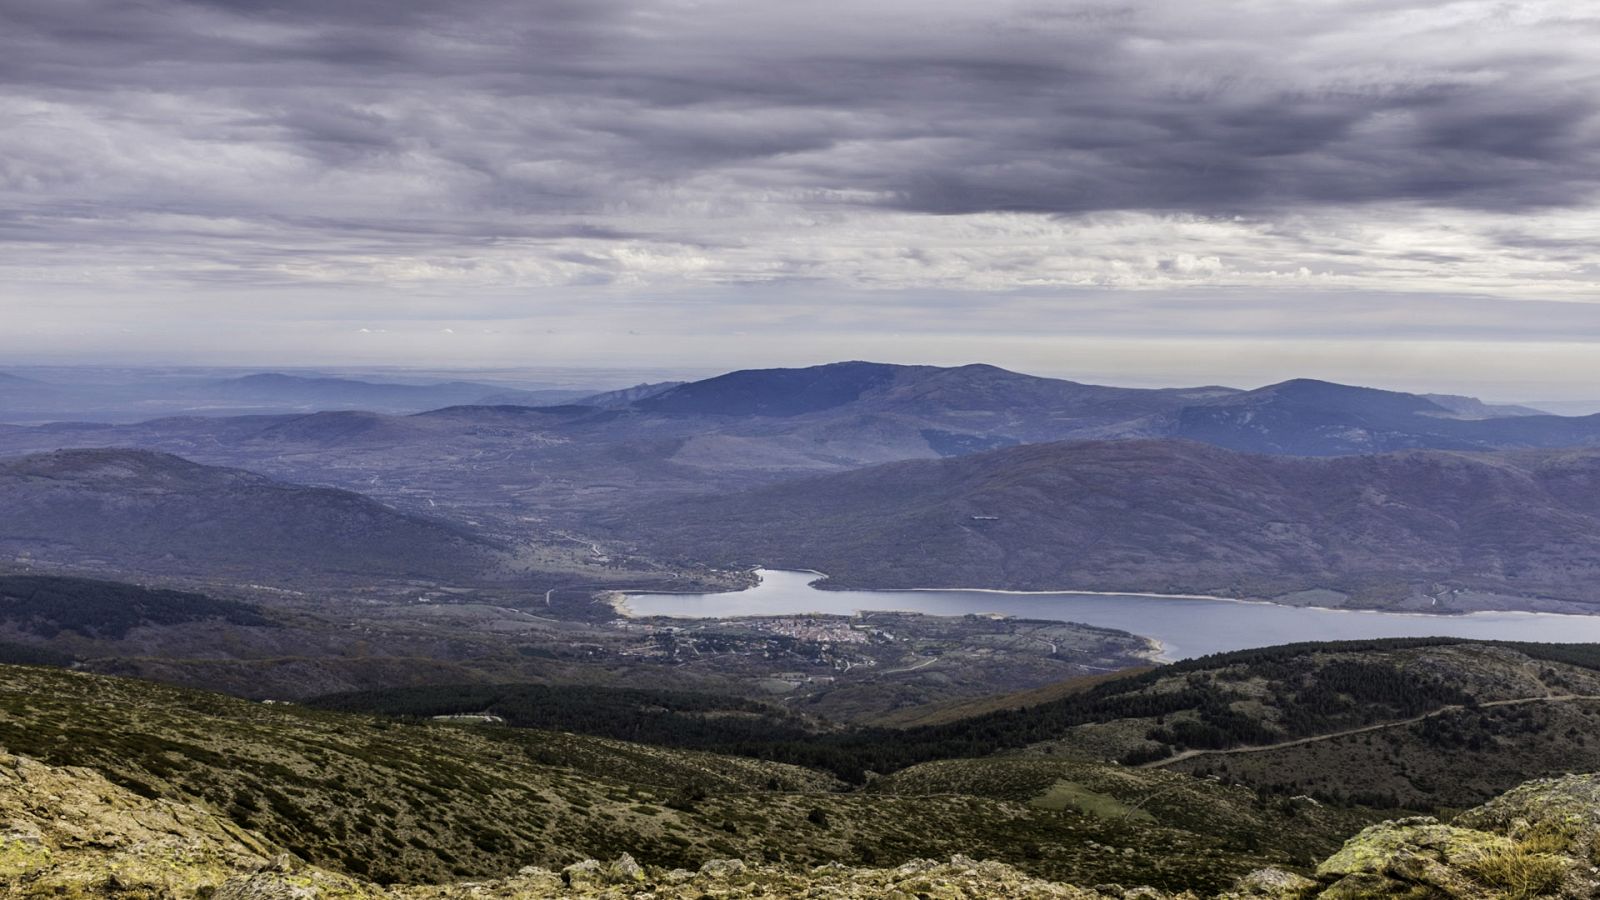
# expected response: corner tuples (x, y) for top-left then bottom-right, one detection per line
(1140, 693), (1600, 769)
(882, 656), (940, 675)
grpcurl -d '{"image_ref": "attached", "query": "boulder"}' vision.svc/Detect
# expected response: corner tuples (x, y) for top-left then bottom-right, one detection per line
(561, 858), (604, 888)
(1315, 817), (1511, 896)
(608, 852), (646, 883)
(1226, 868), (1317, 898)
(698, 858), (747, 879)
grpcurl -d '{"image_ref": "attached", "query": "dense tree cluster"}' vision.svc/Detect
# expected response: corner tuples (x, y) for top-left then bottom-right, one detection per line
(0, 575), (271, 639)
(307, 683), (827, 753)
(0, 639), (74, 667)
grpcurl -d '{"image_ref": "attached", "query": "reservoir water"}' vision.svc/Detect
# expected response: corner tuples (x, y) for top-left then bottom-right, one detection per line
(625, 569), (1600, 660)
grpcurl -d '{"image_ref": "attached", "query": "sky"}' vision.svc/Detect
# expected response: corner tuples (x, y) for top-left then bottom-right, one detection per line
(2, 0), (1600, 398)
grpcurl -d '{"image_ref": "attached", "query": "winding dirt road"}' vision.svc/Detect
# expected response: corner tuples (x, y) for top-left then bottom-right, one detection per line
(1140, 693), (1600, 769)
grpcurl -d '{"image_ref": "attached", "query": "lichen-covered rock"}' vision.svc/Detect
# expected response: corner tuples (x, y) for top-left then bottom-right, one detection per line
(0, 750), (312, 900)
(213, 873), (325, 900)
(0, 828), (51, 882)
(1311, 871), (1398, 899)
(1456, 774), (1600, 860)
(1295, 779), (1600, 900)
(560, 858), (604, 887)
(1313, 817), (1514, 896)
(608, 853), (646, 883)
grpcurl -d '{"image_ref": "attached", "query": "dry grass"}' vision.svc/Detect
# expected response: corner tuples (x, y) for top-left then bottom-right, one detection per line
(1462, 844), (1568, 899)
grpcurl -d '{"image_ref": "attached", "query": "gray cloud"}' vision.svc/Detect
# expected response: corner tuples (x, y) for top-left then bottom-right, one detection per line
(6, 0), (1598, 217)
(1, 0), (1598, 379)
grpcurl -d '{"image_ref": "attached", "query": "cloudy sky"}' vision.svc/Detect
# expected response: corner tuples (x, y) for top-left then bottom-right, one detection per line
(3, 0), (1599, 397)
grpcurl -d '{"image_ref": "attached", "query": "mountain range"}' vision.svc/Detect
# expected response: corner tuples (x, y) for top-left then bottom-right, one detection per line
(2, 363), (1596, 511)
(205, 373), (590, 411)
(8, 362), (1593, 464)
(621, 363), (1600, 459)
(4, 362), (1600, 609)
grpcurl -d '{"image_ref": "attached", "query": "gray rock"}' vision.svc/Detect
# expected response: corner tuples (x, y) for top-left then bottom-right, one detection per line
(212, 875), (319, 900)
(698, 858), (747, 879)
(609, 852), (646, 883)
(1229, 867), (1317, 898)
(562, 858), (605, 887)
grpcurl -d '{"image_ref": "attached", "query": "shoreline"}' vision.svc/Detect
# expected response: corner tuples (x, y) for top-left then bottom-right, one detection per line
(620, 568), (1600, 623)
(869, 578), (1576, 619)
(602, 590), (635, 617)
(781, 569), (1258, 605)
(606, 581), (1176, 663)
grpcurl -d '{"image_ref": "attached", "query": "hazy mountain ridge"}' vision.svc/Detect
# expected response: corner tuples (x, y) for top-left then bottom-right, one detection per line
(1420, 393), (1550, 419)
(577, 381), (686, 408)
(9, 363), (1590, 469)
(1, 361), (1593, 457)
(209, 373), (583, 408)
(2, 363), (1599, 581)
(0, 371), (593, 424)
(612, 439), (1600, 607)
(0, 448), (510, 583)
(1168, 378), (1600, 455)
(620, 365), (1600, 459)
(628, 362), (1237, 448)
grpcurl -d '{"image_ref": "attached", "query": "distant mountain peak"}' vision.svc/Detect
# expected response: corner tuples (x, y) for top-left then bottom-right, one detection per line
(1257, 377), (1426, 398)
(945, 362), (1015, 375)
(1235, 378), (1453, 415)
(228, 372), (310, 384)
(635, 361), (915, 417)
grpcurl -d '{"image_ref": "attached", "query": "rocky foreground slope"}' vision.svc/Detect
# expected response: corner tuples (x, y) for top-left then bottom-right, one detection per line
(5, 747), (1600, 899)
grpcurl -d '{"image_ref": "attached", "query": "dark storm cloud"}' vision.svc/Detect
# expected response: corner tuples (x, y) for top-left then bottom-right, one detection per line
(4, 0), (1597, 224)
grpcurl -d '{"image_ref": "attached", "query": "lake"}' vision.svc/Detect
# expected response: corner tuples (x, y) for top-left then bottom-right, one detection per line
(624, 569), (1600, 660)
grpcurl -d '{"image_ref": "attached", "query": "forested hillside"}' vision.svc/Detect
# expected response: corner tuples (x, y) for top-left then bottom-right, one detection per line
(614, 440), (1600, 607)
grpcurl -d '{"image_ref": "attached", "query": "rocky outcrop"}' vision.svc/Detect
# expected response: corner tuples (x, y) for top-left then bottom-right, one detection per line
(1312, 817), (1532, 897)
(1456, 773), (1600, 855)
(0, 750), (374, 899)
(7, 745), (1600, 899)
(1222, 774), (1600, 898)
